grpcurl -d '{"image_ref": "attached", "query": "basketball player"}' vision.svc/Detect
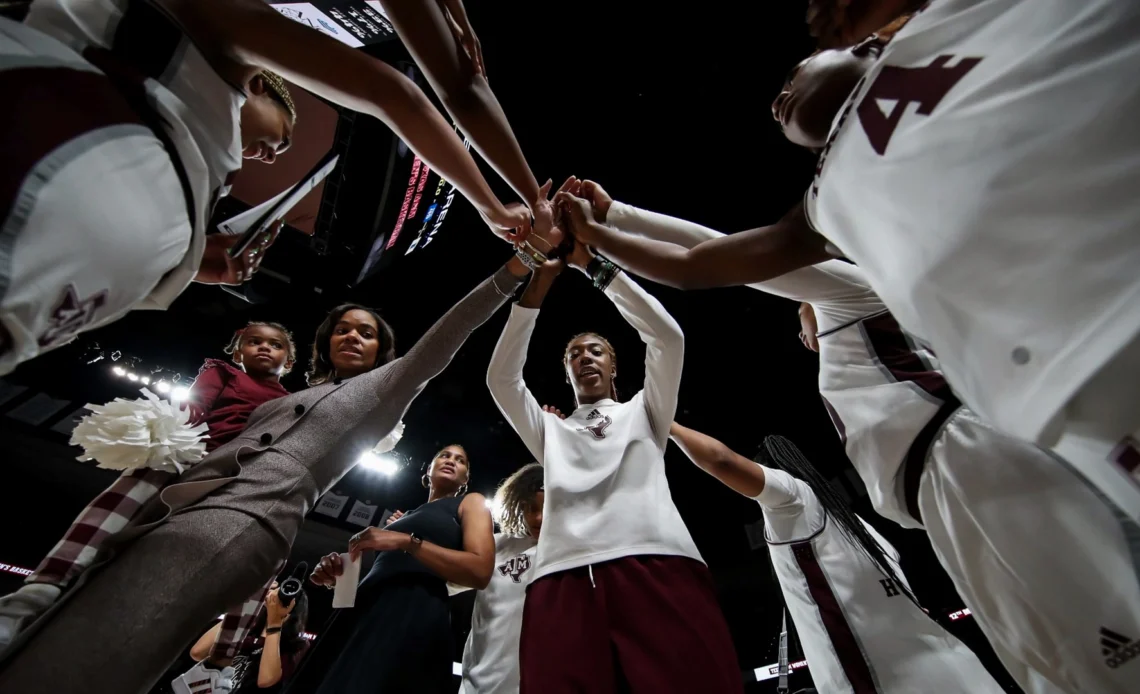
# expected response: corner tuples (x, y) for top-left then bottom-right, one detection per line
(459, 462), (543, 694)
(671, 426), (1004, 694)
(1, 0), (542, 373)
(589, 180), (1140, 692)
(487, 237), (743, 692)
(556, 0), (1140, 528)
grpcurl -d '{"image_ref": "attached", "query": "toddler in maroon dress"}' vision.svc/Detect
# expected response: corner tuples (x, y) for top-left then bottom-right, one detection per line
(0, 322), (296, 649)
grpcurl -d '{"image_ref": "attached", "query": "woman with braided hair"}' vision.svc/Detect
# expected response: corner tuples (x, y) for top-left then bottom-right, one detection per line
(1, 0), (552, 374)
(487, 236), (742, 693)
(671, 426), (1003, 694)
(459, 462), (544, 694)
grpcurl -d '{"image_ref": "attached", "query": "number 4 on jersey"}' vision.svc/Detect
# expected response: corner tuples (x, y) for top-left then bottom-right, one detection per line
(857, 55), (982, 155)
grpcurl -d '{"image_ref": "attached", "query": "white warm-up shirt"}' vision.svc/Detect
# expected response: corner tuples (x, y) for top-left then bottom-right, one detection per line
(459, 534), (538, 694)
(804, 0), (1140, 448)
(608, 203), (950, 528)
(758, 468), (1002, 694)
(487, 273), (702, 580)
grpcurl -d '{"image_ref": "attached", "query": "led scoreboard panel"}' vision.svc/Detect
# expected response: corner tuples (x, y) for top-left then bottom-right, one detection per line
(269, 1), (397, 48)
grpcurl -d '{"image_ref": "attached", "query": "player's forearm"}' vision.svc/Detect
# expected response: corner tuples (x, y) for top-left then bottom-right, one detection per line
(518, 269), (557, 309)
(670, 423), (766, 497)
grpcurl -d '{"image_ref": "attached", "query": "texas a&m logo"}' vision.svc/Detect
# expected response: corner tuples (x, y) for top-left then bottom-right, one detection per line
(38, 284), (108, 348)
(577, 409), (612, 440)
(813, 54), (981, 196)
(498, 554), (532, 583)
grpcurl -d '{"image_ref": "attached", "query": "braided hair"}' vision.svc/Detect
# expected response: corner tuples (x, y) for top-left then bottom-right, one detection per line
(758, 435), (919, 605)
(224, 321), (297, 374)
(258, 70), (297, 121)
(494, 463), (544, 537)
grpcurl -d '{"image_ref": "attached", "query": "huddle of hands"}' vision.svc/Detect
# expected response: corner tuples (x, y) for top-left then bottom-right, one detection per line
(498, 175), (617, 278)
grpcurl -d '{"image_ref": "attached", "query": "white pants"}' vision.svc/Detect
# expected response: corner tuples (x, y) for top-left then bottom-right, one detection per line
(919, 408), (1140, 694)
(0, 18), (193, 375)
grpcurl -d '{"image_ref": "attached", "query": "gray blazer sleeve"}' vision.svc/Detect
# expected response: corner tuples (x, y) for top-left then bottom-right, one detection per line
(381, 263), (524, 404)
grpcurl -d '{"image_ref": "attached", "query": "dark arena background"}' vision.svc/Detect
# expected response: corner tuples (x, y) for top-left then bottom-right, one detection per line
(0, 1), (1020, 692)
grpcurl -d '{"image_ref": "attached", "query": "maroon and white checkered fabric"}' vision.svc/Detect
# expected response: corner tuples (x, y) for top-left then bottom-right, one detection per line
(28, 467), (175, 587)
(211, 576), (277, 660)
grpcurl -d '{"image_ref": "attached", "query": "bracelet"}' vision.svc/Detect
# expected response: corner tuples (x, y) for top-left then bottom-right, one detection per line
(514, 240), (548, 270)
(587, 255), (619, 291)
(265, 626), (282, 635)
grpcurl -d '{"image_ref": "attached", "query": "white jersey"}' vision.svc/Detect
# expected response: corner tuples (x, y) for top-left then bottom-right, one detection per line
(804, 0), (1140, 447)
(757, 468), (1002, 694)
(459, 534), (538, 694)
(487, 274), (702, 580)
(608, 203), (947, 528)
(1, 0), (242, 373)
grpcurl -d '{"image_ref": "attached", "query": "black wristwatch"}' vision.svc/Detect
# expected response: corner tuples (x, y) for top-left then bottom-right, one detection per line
(406, 533), (423, 553)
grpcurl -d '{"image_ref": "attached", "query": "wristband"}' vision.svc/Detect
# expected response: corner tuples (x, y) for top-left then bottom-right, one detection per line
(514, 239), (547, 270)
(265, 626), (282, 635)
(586, 255), (619, 291)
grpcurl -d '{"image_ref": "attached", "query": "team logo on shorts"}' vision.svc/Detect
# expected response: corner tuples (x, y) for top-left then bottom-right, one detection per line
(576, 409), (612, 440)
(38, 284), (108, 348)
(498, 554), (531, 583)
(1101, 627), (1140, 669)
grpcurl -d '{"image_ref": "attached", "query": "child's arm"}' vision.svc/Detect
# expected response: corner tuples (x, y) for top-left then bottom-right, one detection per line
(185, 361), (229, 425)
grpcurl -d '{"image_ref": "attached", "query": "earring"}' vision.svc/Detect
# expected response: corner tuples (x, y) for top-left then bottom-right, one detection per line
(457, 483), (468, 497)
(421, 474), (430, 489)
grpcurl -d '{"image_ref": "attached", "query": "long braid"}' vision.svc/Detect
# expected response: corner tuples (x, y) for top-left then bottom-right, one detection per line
(760, 435), (920, 606)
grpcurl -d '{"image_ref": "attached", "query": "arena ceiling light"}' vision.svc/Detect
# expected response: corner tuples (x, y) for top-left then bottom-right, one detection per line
(358, 450), (398, 476)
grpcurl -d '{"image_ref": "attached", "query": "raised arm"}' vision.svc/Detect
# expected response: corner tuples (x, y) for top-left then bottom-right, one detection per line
(486, 264), (559, 462)
(157, 0), (526, 231)
(384, 259), (529, 406)
(670, 423), (803, 510)
(602, 193), (875, 305)
(380, 0), (541, 208)
(568, 245), (683, 445)
(558, 193), (834, 290)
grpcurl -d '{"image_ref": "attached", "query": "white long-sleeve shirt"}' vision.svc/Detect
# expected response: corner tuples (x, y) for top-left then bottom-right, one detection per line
(608, 202), (950, 528)
(486, 272), (702, 580)
(754, 468), (1003, 694)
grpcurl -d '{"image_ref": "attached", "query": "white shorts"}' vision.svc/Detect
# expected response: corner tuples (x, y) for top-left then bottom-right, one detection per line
(0, 18), (193, 375)
(919, 408), (1140, 694)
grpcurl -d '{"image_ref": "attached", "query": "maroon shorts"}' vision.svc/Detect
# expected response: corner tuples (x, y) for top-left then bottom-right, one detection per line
(519, 555), (744, 694)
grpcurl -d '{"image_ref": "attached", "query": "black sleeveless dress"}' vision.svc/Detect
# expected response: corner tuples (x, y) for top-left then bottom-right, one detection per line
(286, 495), (465, 694)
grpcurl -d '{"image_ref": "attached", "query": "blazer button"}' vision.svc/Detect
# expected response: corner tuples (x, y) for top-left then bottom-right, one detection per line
(294, 404), (305, 415)
(260, 433), (273, 445)
(333, 378), (342, 386)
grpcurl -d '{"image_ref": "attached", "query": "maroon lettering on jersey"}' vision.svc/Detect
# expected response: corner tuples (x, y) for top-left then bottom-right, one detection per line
(856, 55), (982, 155)
(498, 554), (532, 583)
(38, 284), (108, 347)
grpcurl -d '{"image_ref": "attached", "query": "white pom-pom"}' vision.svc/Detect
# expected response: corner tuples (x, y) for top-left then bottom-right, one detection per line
(372, 420), (405, 454)
(69, 389), (210, 473)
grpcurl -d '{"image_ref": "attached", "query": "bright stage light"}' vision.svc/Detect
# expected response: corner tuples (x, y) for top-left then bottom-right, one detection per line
(140, 376), (151, 385)
(126, 372), (139, 382)
(171, 386), (190, 401)
(358, 450), (398, 476)
(155, 381), (171, 394)
(112, 366), (126, 377)
(485, 497), (502, 519)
